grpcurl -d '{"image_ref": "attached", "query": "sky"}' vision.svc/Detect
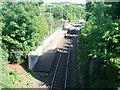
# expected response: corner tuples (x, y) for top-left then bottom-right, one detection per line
(44, 0), (86, 4)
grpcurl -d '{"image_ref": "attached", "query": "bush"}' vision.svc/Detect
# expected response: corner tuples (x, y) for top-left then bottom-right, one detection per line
(79, 2), (119, 89)
(1, 2), (48, 63)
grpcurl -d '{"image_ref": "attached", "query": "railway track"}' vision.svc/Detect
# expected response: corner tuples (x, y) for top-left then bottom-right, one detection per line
(49, 28), (74, 90)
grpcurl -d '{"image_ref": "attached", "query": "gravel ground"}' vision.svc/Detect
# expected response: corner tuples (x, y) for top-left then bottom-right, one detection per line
(32, 25), (82, 89)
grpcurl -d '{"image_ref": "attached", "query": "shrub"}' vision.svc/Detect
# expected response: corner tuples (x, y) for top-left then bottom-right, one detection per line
(79, 2), (119, 89)
(1, 2), (48, 63)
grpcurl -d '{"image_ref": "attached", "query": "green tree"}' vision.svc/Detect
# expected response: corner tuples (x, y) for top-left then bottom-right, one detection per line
(1, 2), (48, 63)
(79, 2), (120, 89)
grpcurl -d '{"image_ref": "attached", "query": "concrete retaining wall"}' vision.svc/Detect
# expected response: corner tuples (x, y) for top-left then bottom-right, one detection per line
(28, 29), (62, 70)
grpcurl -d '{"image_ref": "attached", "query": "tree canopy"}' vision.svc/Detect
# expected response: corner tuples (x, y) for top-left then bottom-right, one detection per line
(79, 2), (120, 89)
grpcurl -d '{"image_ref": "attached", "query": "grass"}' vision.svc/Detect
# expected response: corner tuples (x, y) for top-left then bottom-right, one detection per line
(0, 60), (40, 89)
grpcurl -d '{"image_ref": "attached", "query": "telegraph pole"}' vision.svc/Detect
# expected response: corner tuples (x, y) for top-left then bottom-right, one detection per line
(49, 7), (52, 35)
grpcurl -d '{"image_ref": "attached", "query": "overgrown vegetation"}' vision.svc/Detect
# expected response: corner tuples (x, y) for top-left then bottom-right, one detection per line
(0, 2), (47, 88)
(46, 3), (85, 23)
(79, 2), (120, 89)
(1, 2), (49, 63)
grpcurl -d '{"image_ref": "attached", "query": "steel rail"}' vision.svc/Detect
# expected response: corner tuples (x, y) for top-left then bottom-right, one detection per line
(50, 34), (67, 90)
(64, 43), (70, 90)
(50, 28), (73, 90)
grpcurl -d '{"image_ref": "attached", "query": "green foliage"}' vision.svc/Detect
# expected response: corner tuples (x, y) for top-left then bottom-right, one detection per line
(1, 64), (12, 88)
(1, 69), (21, 88)
(1, 2), (48, 63)
(79, 2), (120, 89)
(46, 3), (85, 22)
(63, 4), (85, 22)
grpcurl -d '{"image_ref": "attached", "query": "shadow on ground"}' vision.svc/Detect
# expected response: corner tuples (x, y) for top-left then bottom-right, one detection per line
(20, 27), (80, 89)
